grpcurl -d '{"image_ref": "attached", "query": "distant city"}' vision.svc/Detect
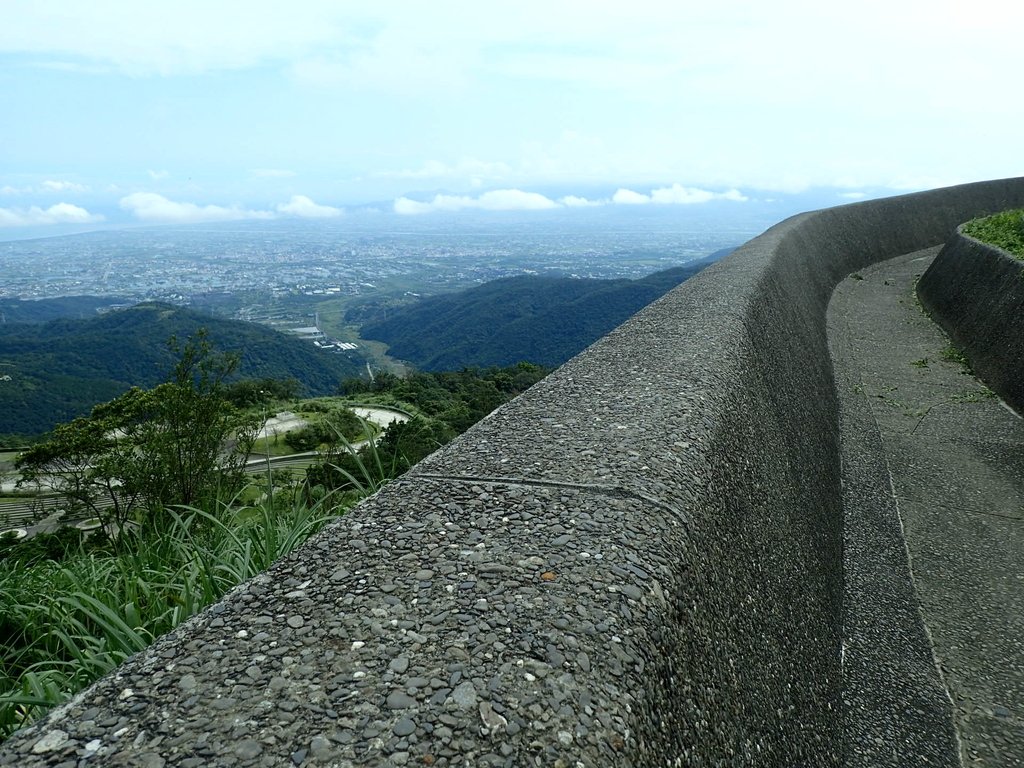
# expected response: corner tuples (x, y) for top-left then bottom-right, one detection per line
(0, 206), (777, 330)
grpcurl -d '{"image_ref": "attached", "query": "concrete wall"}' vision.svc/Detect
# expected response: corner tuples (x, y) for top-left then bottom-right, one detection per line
(3, 177), (1024, 767)
(917, 227), (1024, 411)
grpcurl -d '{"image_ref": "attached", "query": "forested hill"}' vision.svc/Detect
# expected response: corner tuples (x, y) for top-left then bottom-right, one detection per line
(359, 253), (726, 371)
(0, 295), (131, 324)
(0, 302), (363, 439)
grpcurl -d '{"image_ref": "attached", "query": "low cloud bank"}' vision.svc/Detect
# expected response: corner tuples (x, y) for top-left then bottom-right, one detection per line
(0, 202), (103, 227)
(120, 193), (275, 223)
(395, 185), (748, 214)
(1, 180), (92, 196)
(41, 180), (90, 193)
(395, 189), (560, 214)
(120, 193), (343, 223)
(613, 184), (748, 205)
(276, 195), (343, 218)
(559, 195), (603, 208)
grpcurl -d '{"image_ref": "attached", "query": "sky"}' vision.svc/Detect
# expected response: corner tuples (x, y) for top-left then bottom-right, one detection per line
(1, 0), (1023, 233)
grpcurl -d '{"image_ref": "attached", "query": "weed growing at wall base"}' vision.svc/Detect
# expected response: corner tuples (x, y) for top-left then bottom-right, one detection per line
(941, 344), (973, 374)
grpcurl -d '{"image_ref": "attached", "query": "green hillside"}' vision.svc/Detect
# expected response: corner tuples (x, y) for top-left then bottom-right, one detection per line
(358, 256), (722, 370)
(0, 296), (131, 324)
(0, 302), (365, 439)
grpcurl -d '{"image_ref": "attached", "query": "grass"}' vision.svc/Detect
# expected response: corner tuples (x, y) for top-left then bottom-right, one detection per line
(251, 432), (297, 457)
(0, 438), (386, 742)
(0, 392), (461, 742)
(941, 344), (973, 374)
(962, 208), (1024, 258)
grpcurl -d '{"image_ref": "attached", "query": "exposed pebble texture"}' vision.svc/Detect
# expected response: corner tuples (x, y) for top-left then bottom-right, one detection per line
(3, 177), (1024, 766)
(917, 228), (1024, 411)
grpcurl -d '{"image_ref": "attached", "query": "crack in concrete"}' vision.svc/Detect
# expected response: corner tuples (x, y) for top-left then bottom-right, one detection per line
(412, 472), (689, 523)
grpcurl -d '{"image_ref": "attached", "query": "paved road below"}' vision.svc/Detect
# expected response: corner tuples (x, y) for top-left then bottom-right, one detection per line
(830, 248), (1024, 766)
(349, 406), (409, 429)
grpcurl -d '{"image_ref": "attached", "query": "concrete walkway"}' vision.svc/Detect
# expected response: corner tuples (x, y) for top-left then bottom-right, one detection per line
(830, 248), (1024, 766)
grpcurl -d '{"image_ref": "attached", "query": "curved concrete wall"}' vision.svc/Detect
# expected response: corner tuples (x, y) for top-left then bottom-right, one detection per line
(917, 227), (1024, 410)
(3, 177), (1024, 767)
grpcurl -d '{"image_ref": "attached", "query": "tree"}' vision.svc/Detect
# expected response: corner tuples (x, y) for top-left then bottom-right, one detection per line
(374, 416), (455, 475)
(16, 332), (259, 535)
(224, 377), (301, 408)
(284, 407), (365, 453)
(14, 410), (144, 533)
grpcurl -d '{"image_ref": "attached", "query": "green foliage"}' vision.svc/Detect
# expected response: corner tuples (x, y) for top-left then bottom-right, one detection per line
(319, 363), (548, 491)
(941, 344), (973, 374)
(16, 332), (260, 533)
(0, 527), (92, 567)
(341, 362), (548, 427)
(0, 301), (363, 437)
(962, 208), (1024, 258)
(357, 262), (715, 370)
(0, 361), (548, 743)
(223, 377), (301, 408)
(284, 408), (365, 452)
(0, 296), (131, 324)
(376, 416), (456, 472)
(0, 493), (347, 739)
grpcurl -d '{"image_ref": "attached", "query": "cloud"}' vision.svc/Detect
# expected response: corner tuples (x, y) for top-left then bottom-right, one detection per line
(560, 195), (605, 207)
(477, 189), (559, 211)
(393, 185), (746, 215)
(120, 193), (273, 223)
(0, 202), (103, 227)
(613, 185), (748, 205)
(0, 181), (91, 195)
(41, 179), (89, 193)
(393, 198), (438, 215)
(394, 188), (559, 215)
(252, 168), (297, 178)
(147, 169), (170, 181)
(839, 191), (868, 200)
(611, 188), (651, 205)
(276, 194), (342, 218)
(652, 184), (747, 204)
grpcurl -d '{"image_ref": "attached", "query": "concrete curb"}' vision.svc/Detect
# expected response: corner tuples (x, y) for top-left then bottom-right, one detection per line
(917, 228), (1024, 411)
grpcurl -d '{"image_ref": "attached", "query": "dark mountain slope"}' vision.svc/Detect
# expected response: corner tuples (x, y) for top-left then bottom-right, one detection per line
(360, 254), (723, 370)
(0, 302), (363, 438)
(0, 296), (131, 324)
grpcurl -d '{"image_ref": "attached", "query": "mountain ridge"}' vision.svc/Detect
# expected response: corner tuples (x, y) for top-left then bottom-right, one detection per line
(358, 253), (725, 370)
(0, 302), (364, 438)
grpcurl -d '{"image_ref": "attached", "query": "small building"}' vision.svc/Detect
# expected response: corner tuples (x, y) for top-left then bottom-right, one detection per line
(287, 326), (325, 341)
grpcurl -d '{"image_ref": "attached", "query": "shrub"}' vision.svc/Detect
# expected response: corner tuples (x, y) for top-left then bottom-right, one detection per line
(962, 208), (1024, 258)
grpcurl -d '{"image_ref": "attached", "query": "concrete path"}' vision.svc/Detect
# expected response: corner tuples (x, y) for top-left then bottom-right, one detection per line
(830, 248), (1024, 766)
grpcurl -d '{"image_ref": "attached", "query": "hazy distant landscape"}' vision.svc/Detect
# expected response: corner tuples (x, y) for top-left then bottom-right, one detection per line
(0, 204), (773, 298)
(0, 205), (772, 440)
(0, 191), (896, 444)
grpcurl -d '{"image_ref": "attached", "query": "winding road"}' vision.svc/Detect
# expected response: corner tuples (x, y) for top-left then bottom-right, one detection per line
(1, 406), (411, 534)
